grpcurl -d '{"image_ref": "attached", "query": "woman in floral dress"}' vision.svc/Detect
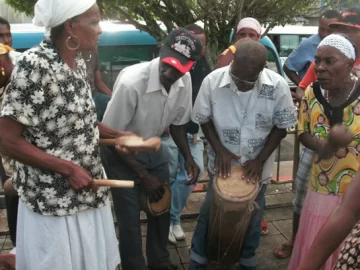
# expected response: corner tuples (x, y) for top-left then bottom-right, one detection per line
(0, 0), (136, 269)
(288, 34), (360, 270)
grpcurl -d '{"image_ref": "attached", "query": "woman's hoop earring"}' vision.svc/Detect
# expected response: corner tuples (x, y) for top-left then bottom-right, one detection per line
(66, 36), (80, 51)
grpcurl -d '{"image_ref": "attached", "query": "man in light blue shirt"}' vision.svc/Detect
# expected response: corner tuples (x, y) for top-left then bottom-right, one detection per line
(284, 10), (341, 85)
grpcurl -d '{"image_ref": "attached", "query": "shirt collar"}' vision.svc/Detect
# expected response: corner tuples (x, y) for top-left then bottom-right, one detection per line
(219, 66), (275, 92)
(146, 57), (184, 94)
(219, 66), (232, 88)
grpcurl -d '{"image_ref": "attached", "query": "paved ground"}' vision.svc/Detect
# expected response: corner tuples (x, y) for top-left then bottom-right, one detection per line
(137, 206), (293, 270)
(0, 181), (294, 270)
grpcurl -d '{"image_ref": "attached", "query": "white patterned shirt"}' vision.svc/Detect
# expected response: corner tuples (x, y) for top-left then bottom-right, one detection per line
(0, 39), (108, 216)
(192, 66), (297, 182)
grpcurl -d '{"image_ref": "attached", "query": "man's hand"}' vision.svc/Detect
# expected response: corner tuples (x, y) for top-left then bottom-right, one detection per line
(215, 147), (241, 178)
(184, 158), (200, 186)
(242, 158), (264, 183)
(291, 87), (305, 104)
(139, 173), (165, 203)
(67, 164), (97, 192)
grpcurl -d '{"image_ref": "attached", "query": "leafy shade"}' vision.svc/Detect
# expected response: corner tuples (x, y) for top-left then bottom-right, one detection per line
(5, 0), (355, 63)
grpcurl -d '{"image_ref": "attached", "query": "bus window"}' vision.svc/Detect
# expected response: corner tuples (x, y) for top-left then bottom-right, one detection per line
(299, 35), (309, 43)
(266, 46), (281, 75)
(98, 45), (157, 88)
(279, 35), (299, 57)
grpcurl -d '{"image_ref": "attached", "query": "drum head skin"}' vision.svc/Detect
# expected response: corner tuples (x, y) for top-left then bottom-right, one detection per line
(141, 185), (171, 216)
(149, 185), (171, 214)
(216, 166), (258, 199)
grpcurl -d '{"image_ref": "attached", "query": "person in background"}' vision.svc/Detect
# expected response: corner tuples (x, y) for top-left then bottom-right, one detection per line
(0, 18), (20, 251)
(83, 49), (112, 121)
(0, 43), (16, 269)
(0, 1), (137, 268)
(273, 9), (341, 259)
(296, 8), (360, 101)
(189, 40), (297, 270)
(287, 34), (360, 270)
(214, 17), (262, 69)
(0, 17), (21, 64)
(101, 28), (202, 270)
(162, 24), (210, 245)
(284, 10), (341, 86)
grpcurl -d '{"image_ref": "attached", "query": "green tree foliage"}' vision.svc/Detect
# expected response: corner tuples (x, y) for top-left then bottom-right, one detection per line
(6, 0), (349, 62)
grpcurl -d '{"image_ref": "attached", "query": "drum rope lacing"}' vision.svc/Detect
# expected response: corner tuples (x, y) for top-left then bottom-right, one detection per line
(208, 195), (259, 264)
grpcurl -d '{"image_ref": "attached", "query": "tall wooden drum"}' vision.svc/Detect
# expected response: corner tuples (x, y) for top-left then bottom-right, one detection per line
(208, 166), (260, 268)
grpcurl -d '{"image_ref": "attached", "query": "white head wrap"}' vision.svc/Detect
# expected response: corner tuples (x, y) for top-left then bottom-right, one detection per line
(33, 0), (96, 36)
(318, 34), (356, 60)
(236, 17), (262, 35)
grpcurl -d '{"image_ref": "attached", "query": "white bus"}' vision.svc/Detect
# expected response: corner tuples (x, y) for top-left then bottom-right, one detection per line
(267, 25), (318, 66)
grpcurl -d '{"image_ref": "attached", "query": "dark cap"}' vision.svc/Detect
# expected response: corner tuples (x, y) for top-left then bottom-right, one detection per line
(159, 28), (203, 73)
(329, 8), (360, 30)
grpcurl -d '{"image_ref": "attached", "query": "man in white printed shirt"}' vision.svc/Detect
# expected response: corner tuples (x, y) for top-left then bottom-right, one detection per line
(101, 28), (202, 270)
(189, 40), (298, 270)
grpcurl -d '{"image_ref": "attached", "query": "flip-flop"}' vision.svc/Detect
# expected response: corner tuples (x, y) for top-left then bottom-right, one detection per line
(273, 243), (294, 259)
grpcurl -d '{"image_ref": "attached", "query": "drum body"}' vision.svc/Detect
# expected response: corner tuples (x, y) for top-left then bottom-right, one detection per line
(208, 166), (259, 267)
(140, 185), (171, 216)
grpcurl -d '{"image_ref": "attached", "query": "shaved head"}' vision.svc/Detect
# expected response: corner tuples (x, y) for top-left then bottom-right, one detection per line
(233, 39), (267, 69)
(230, 39), (267, 91)
(230, 40), (267, 91)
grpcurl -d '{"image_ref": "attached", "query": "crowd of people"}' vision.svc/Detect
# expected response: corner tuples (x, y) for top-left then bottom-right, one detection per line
(0, 0), (360, 270)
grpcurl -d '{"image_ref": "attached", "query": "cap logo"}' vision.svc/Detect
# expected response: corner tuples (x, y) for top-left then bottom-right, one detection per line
(171, 35), (196, 58)
(171, 59), (178, 65)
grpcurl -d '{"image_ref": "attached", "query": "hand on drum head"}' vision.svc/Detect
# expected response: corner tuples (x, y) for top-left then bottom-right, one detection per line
(140, 173), (165, 203)
(242, 158), (264, 183)
(214, 148), (240, 178)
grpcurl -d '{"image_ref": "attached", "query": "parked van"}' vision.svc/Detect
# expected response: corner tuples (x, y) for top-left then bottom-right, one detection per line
(267, 25), (318, 65)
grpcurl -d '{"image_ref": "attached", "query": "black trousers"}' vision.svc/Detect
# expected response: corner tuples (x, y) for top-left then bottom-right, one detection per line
(101, 145), (171, 270)
(0, 157), (18, 246)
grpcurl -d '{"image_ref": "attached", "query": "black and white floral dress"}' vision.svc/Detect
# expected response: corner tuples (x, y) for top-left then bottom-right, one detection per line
(0, 39), (120, 269)
(1, 38), (108, 216)
(335, 222), (360, 270)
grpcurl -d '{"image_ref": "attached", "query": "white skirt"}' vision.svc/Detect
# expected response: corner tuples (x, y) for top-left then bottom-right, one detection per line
(16, 198), (120, 270)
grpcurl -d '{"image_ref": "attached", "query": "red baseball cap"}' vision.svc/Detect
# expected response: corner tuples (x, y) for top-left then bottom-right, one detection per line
(160, 28), (203, 73)
(329, 8), (360, 30)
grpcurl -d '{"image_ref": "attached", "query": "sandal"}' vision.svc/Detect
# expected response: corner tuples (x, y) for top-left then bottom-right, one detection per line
(0, 253), (16, 270)
(261, 220), (269, 235)
(273, 242), (294, 259)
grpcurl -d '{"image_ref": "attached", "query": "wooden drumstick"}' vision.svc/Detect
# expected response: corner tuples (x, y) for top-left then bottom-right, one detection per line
(94, 179), (135, 188)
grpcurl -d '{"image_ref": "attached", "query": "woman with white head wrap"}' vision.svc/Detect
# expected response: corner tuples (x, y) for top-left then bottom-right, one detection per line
(287, 34), (360, 270)
(214, 17), (263, 69)
(0, 1), (135, 269)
